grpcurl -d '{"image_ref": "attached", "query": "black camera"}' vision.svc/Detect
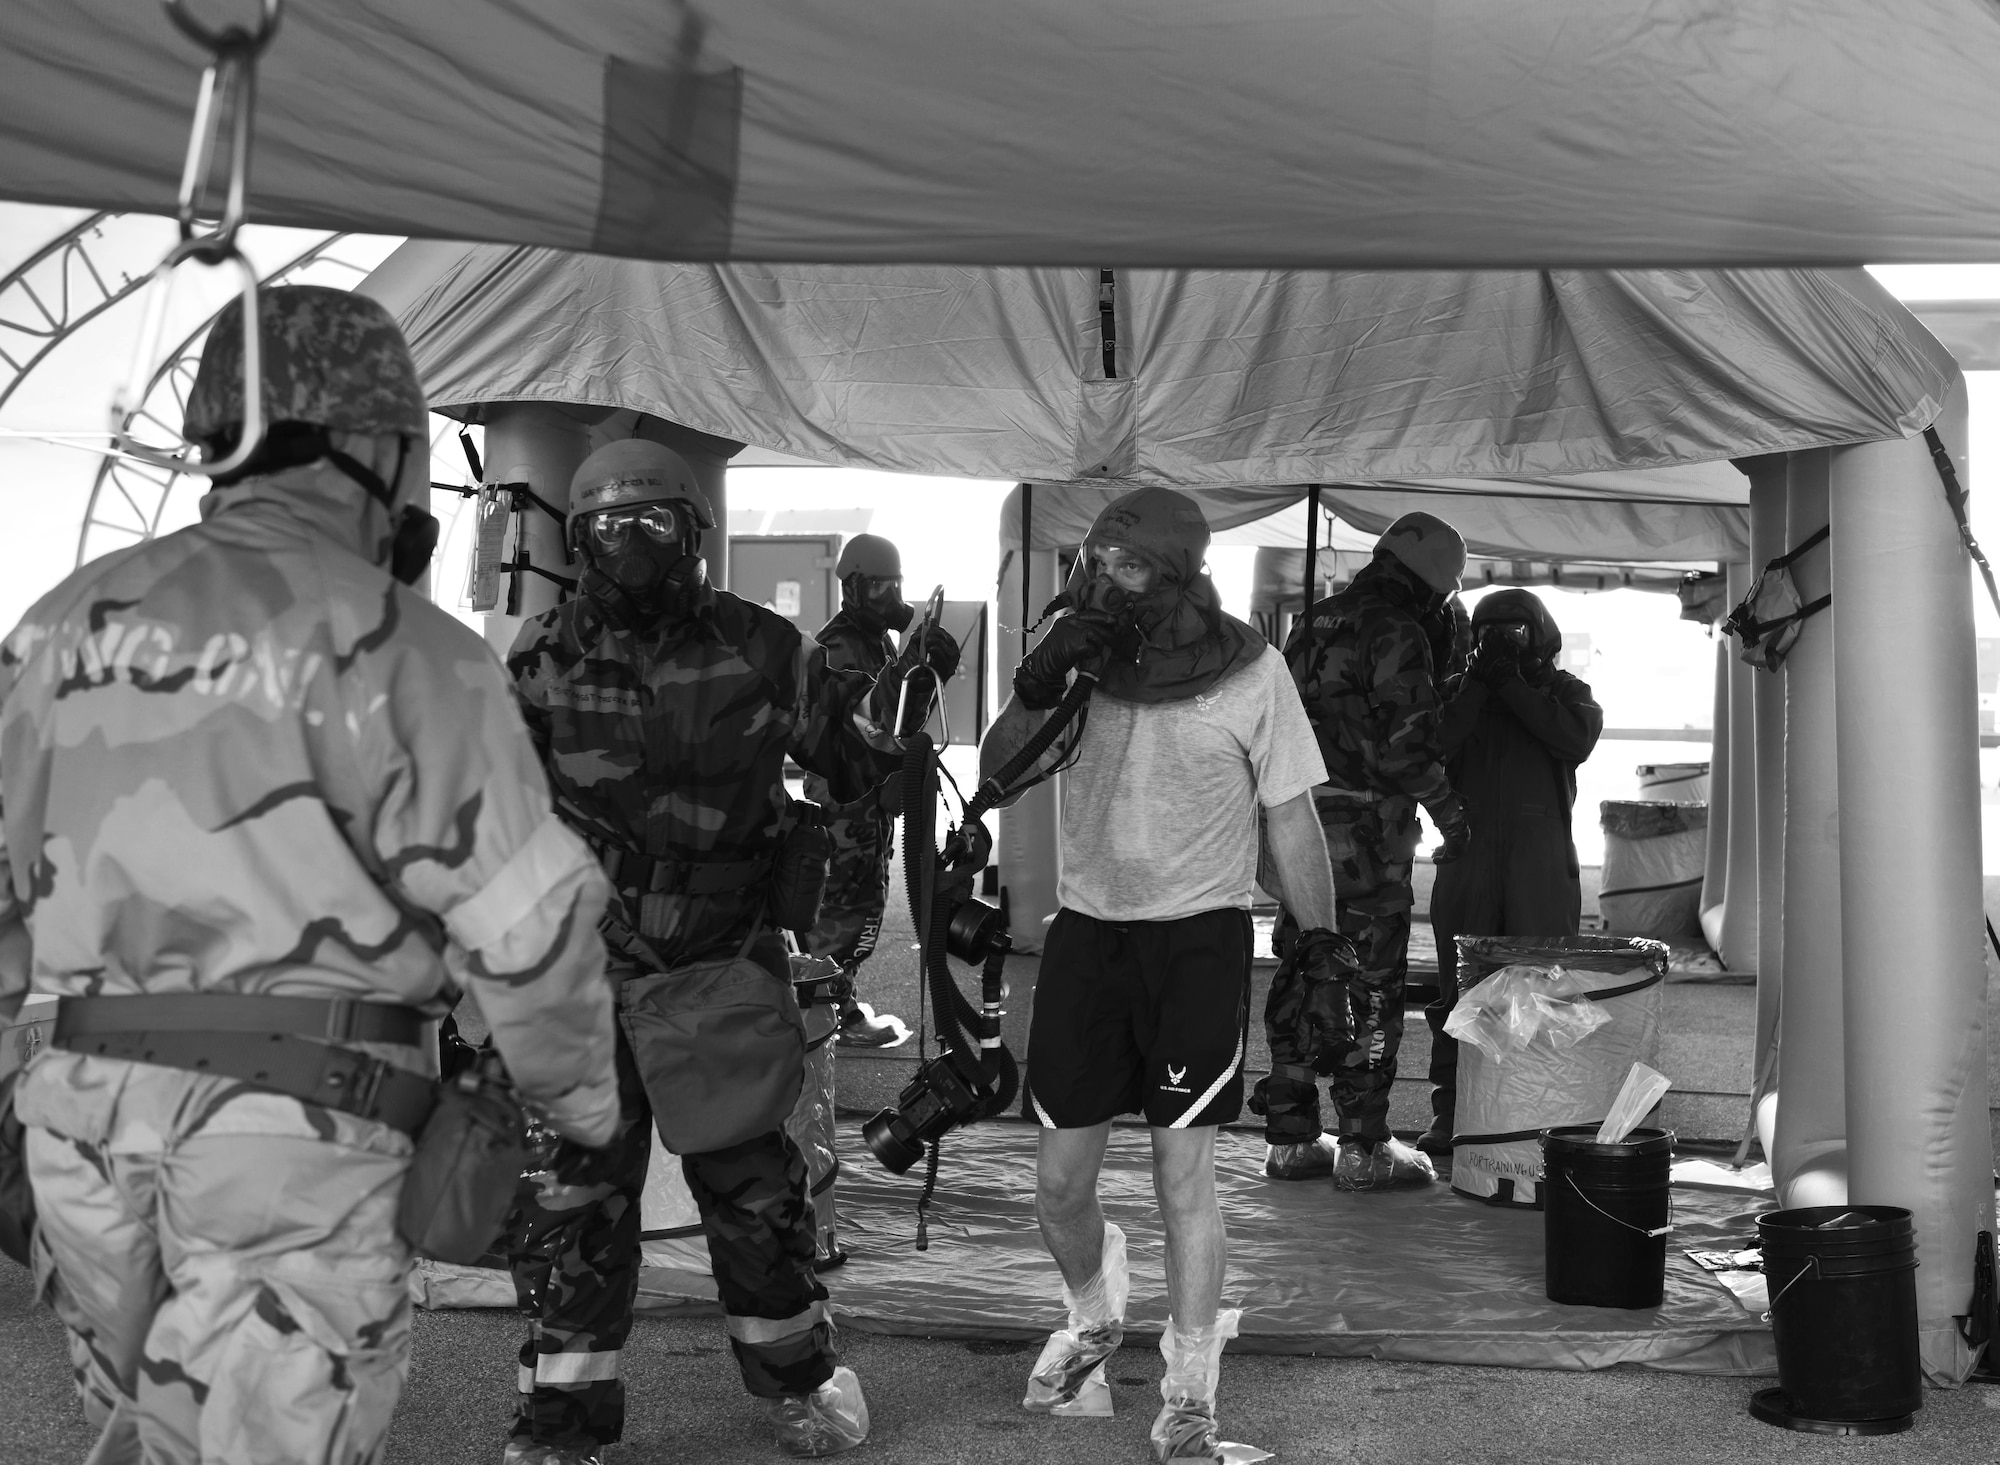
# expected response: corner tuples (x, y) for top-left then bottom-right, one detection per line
(862, 1050), (986, 1174)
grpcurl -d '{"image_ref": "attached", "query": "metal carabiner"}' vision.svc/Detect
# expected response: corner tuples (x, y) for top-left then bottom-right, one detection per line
(164, 0), (282, 249)
(111, 238), (263, 478)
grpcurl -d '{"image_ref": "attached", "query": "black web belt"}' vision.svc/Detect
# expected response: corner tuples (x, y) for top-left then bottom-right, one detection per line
(601, 847), (772, 898)
(52, 993), (437, 1135)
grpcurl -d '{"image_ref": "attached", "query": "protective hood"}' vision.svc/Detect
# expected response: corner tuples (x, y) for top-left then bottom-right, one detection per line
(1061, 487), (1264, 703)
(1471, 588), (1562, 662)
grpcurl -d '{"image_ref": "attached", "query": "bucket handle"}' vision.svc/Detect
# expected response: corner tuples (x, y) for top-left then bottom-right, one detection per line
(1560, 1168), (1671, 1239)
(1759, 1254), (1821, 1323)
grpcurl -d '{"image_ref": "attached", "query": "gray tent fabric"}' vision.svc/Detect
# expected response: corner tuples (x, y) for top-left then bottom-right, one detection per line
(377, 249), (1953, 500)
(10, 1), (2000, 268)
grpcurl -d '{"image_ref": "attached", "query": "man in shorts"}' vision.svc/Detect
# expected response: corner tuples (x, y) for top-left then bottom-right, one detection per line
(979, 487), (1340, 1463)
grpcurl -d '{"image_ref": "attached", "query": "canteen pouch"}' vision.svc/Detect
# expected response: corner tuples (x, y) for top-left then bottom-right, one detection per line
(395, 1058), (528, 1264)
(620, 950), (807, 1155)
(0, 1072), (35, 1268)
(770, 799), (832, 936)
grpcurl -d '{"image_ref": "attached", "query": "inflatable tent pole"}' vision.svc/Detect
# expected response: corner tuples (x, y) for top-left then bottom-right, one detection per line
(1747, 463), (1788, 1159)
(1699, 627), (1731, 954)
(1718, 562), (1760, 972)
(479, 403), (590, 656)
(1773, 448), (1846, 1207)
(1831, 402), (1992, 1383)
(995, 504), (1063, 952)
(627, 415), (739, 591)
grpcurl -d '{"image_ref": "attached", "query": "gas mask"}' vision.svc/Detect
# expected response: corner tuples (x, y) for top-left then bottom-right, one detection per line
(577, 501), (706, 625)
(1723, 526), (1830, 672)
(847, 574), (914, 634)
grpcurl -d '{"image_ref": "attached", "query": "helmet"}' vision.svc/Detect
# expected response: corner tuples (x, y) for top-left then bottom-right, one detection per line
(567, 439), (713, 555)
(183, 285), (428, 446)
(1375, 511), (1467, 595)
(836, 533), (901, 580)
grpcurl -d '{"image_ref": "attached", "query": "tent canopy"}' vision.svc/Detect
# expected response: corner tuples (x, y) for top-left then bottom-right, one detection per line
(376, 246), (1953, 504)
(10, 2), (2000, 268)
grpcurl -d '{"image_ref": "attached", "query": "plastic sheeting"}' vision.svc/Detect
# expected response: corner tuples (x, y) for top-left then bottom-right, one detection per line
(370, 251), (1952, 499)
(1599, 802), (1711, 941)
(407, 1123), (1777, 1375)
(12, 3), (2000, 270)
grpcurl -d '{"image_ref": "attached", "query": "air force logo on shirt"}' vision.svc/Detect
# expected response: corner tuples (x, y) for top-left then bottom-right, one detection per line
(1162, 1062), (1191, 1094)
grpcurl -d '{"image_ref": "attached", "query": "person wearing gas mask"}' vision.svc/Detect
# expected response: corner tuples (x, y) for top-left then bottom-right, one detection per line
(1255, 511), (1471, 1190)
(1419, 588), (1603, 1153)
(801, 533), (914, 1047)
(500, 438), (960, 1463)
(0, 286), (622, 1465)
(980, 487), (1334, 1464)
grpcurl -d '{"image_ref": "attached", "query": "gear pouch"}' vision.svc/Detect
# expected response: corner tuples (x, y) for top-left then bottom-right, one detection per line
(1723, 527), (1830, 672)
(396, 1059), (527, 1264)
(770, 800), (831, 937)
(619, 951), (806, 1155)
(0, 1072), (36, 1268)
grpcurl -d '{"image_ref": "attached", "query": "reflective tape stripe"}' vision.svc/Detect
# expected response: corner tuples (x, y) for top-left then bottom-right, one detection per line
(1167, 1026), (1244, 1130)
(533, 1350), (623, 1385)
(725, 1301), (827, 1345)
(1030, 1088), (1058, 1129)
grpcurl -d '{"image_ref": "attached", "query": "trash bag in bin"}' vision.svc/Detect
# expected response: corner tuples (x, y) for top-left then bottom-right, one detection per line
(1448, 935), (1668, 1207)
(1598, 800), (1707, 940)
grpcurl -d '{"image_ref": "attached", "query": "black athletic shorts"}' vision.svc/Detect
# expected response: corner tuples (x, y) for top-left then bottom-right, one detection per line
(1021, 906), (1252, 1130)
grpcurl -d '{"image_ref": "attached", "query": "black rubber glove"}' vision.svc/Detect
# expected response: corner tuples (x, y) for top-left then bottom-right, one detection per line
(901, 622), (962, 682)
(1279, 926), (1365, 1070)
(1427, 792), (1471, 864)
(1013, 611), (1115, 710)
(1470, 636), (1521, 687)
(867, 625), (960, 732)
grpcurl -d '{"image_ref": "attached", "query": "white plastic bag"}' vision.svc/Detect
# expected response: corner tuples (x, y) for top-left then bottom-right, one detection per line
(1443, 962), (1612, 1060)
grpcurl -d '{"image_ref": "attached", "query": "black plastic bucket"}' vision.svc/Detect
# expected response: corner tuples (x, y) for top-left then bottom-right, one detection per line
(1541, 1125), (1673, 1308)
(1753, 1205), (1921, 1431)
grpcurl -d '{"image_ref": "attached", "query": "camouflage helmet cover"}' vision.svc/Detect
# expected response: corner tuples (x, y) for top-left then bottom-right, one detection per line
(567, 438), (714, 540)
(183, 284), (429, 444)
(1375, 510), (1467, 595)
(835, 532), (901, 579)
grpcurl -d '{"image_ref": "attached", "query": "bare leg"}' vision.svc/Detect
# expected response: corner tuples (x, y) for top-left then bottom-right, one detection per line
(1151, 1126), (1224, 1330)
(1035, 1123), (1113, 1289)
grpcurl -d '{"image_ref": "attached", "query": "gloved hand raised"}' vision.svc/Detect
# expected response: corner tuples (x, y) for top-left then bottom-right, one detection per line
(1276, 926), (1365, 1069)
(1014, 611), (1117, 710)
(1427, 792), (1471, 865)
(1469, 634), (1521, 687)
(868, 624), (962, 734)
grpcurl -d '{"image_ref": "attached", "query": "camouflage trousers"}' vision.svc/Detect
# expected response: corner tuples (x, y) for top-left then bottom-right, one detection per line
(801, 775), (893, 978)
(505, 1021), (835, 1452)
(18, 1050), (413, 1465)
(1263, 796), (1420, 1146)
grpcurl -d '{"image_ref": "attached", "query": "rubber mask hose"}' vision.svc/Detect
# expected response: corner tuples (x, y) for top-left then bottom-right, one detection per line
(901, 730), (970, 1058)
(965, 672), (1098, 822)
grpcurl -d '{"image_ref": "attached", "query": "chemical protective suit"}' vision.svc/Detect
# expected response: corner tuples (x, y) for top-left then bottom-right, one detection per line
(1257, 512), (1468, 1189)
(0, 286), (620, 1465)
(801, 533), (910, 1048)
(1422, 589), (1603, 1147)
(502, 440), (956, 1462)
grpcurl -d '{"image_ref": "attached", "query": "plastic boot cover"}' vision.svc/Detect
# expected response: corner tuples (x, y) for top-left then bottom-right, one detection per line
(502, 1442), (603, 1465)
(770, 1365), (870, 1458)
(836, 1001), (910, 1048)
(1151, 1310), (1273, 1464)
(1264, 1133), (1341, 1181)
(1332, 1136), (1436, 1191)
(1023, 1220), (1130, 1416)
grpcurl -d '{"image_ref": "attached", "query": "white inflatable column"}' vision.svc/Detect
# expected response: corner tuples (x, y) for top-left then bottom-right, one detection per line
(996, 545), (1064, 951)
(1698, 630), (1731, 953)
(480, 403), (590, 657)
(1717, 562), (1760, 972)
(1746, 465), (1788, 1158)
(1832, 413), (1992, 1383)
(1773, 448), (1846, 1207)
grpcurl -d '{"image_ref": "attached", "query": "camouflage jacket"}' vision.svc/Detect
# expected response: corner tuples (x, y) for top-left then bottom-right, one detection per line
(1281, 558), (1455, 816)
(508, 580), (898, 969)
(814, 608), (895, 679)
(0, 471), (619, 1122)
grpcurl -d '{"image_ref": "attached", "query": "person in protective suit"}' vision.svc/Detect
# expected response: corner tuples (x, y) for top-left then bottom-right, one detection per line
(501, 438), (960, 1463)
(983, 487), (1335, 1463)
(1420, 588), (1603, 1153)
(1256, 511), (1471, 1190)
(802, 532), (913, 1047)
(0, 285), (622, 1465)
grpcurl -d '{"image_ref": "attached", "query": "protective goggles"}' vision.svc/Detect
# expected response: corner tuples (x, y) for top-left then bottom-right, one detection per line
(858, 575), (904, 600)
(578, 503), (690, 555)
(1478, 621), (1532, 646)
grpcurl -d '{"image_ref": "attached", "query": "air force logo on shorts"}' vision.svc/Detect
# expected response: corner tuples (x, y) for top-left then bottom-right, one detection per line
(1162, 1063), (1190, 1093)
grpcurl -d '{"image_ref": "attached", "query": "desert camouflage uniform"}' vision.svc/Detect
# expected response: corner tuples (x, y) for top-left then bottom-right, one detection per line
(0, 472), (619, 1465)
(503, 580), (895, 1454)
(801, 609), (897, 977)
(1263, 558), (1459, 1145)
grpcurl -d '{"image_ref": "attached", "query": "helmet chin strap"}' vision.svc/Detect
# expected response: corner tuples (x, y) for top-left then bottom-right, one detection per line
(323, 436), (438, 587)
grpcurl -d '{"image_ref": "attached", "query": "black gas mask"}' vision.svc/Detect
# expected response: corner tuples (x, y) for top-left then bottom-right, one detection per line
(576, 501), (706, 625)
(846, 573), (914, 634)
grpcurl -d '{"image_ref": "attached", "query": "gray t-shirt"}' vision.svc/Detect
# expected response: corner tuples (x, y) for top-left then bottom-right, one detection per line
(1057, 644), (1327, 922)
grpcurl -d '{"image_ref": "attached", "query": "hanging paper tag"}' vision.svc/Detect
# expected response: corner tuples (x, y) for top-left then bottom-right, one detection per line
(465, 487), (510, 612)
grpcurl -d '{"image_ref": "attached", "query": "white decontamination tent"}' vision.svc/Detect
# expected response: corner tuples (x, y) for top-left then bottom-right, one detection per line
(4, 0), (1999, 1393)
(360, 241), (1984, 1379)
